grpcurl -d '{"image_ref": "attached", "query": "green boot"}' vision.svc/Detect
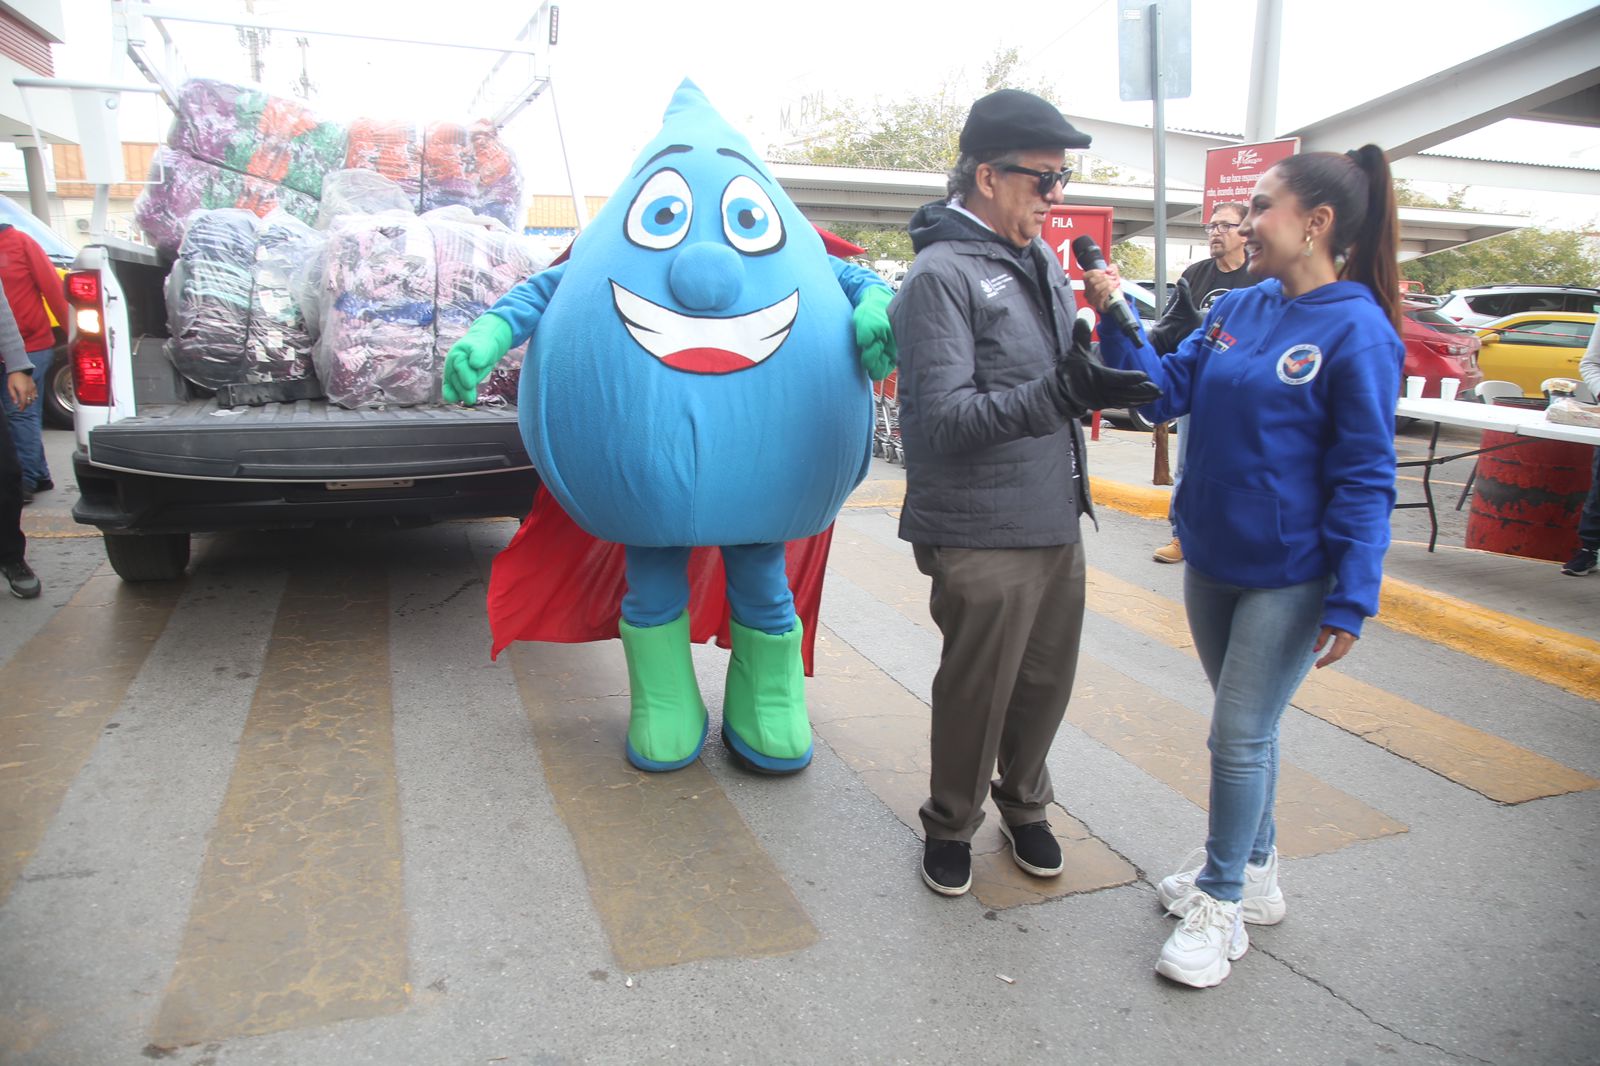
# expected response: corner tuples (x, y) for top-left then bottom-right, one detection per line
(619, 613), (708, 772)
(721, 617), (813, 774)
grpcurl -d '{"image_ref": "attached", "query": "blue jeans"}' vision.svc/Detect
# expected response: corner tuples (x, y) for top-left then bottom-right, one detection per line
(1, 348), (53, 488)
(1183, 566), (1330, 902)
(1578, 447), (1600, 550)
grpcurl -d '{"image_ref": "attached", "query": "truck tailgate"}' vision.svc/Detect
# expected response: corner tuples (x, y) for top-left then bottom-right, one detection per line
(88, 398), (532, 480)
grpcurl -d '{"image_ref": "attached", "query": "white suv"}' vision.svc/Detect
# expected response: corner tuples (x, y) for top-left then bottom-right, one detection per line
(1435, 285), (1600, 328)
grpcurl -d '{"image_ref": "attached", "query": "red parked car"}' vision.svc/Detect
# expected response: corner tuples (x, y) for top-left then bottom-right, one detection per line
(1402, 301), (1482, 397)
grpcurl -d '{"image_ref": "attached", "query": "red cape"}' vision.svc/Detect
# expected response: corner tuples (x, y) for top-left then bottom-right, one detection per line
(488, 486), (834, 675)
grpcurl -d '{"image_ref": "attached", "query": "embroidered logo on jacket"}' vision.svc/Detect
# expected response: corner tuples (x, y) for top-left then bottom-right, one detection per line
(1275, 344), (1323, 385)
(979, 274), (1014, 299)
(1203, 320), (1236, 352)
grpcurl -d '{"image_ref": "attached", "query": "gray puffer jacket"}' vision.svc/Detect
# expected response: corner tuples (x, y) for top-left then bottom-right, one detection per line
(889, 201), (1093, 548)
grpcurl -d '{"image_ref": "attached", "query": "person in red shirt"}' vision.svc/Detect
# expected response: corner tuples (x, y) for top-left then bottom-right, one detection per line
(0, 223), (67, 501)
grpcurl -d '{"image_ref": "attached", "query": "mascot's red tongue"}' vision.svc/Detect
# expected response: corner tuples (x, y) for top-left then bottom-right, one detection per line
(664, 347), (754, 374)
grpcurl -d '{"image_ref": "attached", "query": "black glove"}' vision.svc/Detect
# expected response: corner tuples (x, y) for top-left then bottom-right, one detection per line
(1055, 318), (1162, 415)
(1146, 276), (1202, 356)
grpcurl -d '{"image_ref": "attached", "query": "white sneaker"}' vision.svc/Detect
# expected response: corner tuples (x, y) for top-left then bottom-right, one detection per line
(1156, 892), (1248, 988)
(1157, 847), (1286, 926)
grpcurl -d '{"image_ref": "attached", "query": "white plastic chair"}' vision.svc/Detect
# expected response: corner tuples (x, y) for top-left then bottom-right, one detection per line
(1454, 380), (1523, 510)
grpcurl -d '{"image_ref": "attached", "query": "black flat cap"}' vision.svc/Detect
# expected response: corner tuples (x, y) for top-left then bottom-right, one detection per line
(958, 89), (1092, 159)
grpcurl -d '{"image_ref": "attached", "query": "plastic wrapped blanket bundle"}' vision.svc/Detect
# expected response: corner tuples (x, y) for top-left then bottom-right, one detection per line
(135, 145), (319, 255)
(315, 168), (415, 230)
(314, 211), (439, 409)
(164, 208), (327, 392)
(171, 77), (347, 197)
(312, 207), (541, 410)
(164, 209), (260, 391)
(247, 212), (325, 383)
(429, 206), (538, 406)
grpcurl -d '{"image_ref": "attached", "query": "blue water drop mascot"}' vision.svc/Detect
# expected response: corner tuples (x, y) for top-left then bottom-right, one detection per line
(443, 79), (896, 774)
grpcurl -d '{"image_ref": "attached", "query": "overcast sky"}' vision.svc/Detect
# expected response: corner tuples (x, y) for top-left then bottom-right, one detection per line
(58, 0), (1600, 228)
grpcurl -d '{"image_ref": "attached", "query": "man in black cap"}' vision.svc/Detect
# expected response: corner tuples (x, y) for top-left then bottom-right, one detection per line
(889, 89), (1156, 896)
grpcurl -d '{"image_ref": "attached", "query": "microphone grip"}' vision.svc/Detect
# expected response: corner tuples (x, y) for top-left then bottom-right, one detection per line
(1070, 236), (1143, 343)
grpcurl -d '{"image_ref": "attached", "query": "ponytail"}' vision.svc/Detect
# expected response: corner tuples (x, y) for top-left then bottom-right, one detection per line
(1340, 145), (1401, 335)
(1274, 145), (1402, 335)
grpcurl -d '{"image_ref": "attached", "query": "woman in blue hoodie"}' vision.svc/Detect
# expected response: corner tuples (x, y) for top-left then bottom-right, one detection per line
(1087, 146), (1404, 989)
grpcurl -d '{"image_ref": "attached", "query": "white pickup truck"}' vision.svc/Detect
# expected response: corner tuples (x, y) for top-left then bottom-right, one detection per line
(63, 238), (535, 580)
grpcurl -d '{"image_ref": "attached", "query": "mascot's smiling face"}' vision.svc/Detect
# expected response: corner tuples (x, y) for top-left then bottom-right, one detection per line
(592, 81), (816, 375)
(521, 78), (869, 548)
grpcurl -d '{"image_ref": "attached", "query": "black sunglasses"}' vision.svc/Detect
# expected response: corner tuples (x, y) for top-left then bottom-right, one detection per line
(998, 163), (1073, 196)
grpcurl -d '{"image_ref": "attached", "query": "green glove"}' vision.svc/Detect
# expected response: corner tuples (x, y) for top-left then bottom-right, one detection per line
(442, 314), (515, 405)
(853, 284), (897, 382)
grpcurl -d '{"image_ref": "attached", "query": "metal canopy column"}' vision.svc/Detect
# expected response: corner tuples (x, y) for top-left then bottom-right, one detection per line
(1244, 0), (1282, 143)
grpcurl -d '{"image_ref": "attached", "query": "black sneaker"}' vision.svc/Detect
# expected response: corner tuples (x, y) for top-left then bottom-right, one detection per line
(1562, 547), (1598, 576)
(921, 838), (972, 896)
(30, 478), (53, 493)
(2, 558), (40, 599)
(19, 486), (32, 506)
(1000, 820), (1064, 877)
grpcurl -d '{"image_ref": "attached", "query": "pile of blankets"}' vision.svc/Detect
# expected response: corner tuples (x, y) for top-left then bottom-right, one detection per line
(137, 78), (524, 254)
(165, 183), (542, 408)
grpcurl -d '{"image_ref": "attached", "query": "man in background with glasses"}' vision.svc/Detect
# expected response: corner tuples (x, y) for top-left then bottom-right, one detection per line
(889, 89), (1158, 897)
(1152, 201), (1255, 565)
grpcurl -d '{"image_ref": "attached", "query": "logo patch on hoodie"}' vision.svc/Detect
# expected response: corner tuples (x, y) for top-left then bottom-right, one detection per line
(1203, 320), (1236, 353)
(1276, 344), (1323, 385)
(979, 274), (1014, 299)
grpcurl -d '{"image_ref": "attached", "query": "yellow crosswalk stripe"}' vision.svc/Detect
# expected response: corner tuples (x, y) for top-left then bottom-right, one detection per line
(809, 627), (1138, 907)
(1084, 568), (1600, 804)
(0, 573), (181, 907)
(507, 639), (818, 972)
(827, 526), (1408, 855)
(150, 570), (408, 1048)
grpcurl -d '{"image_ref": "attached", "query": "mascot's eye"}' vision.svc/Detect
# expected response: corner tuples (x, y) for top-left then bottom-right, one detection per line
(626, 169), (694, 250)
(720, 175), (784, 255)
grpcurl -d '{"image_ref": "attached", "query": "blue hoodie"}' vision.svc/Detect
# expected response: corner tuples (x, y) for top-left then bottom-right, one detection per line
(1099, 278), (1403, 636)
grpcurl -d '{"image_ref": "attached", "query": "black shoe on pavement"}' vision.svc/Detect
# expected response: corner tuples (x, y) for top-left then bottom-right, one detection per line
(1000, 820), (1064, 877)
(2, 559), (40, 599)
(1562, 547), (1598, 576)
(30, 478), (53, 493)
(20, 486), (33, 506)
(921, 838), (972, 896)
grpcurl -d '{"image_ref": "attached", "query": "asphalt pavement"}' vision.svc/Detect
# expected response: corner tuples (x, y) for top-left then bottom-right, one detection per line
(1, 424), (1597, 1066)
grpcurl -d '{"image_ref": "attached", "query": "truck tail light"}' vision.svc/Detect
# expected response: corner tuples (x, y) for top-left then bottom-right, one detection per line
(66, 270), (101, 306)
(65, 269), (110, 407)
(73, 336), (110, 406)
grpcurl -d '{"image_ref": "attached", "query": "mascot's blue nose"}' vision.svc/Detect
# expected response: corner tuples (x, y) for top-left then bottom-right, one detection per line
(668, 242), (744, 311)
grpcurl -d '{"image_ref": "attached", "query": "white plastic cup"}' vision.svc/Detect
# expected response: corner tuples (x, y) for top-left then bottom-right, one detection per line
(1405, 376), (1426, 399)
(1439, 378), (1460, 402)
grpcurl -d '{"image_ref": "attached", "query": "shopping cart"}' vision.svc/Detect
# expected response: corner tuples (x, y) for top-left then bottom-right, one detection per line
(872, 370), (902, 464)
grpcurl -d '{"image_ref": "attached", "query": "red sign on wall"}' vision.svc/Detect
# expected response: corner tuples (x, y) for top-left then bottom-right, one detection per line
(1203, 138), (1298, 221)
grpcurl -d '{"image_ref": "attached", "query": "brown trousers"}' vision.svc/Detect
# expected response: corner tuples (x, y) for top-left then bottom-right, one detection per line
(912, 542), (1086, 842)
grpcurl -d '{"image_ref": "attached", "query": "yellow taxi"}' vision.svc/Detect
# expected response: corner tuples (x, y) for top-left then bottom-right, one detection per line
(1474, 311), (1596, 398)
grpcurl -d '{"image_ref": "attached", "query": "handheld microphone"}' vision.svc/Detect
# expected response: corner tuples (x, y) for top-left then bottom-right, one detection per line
(1070, 235), (1143, 343)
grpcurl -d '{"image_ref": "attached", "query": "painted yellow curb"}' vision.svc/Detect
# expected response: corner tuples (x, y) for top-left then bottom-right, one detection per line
(1087, 476), (1170, 521)
(1080, 476), (1600, 703)
(1378, 577), (1600, 704)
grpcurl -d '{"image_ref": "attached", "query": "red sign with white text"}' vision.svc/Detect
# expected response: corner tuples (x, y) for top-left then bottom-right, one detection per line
(1203, 139), (1298, 221)
(1042, 205), (1114, 284)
